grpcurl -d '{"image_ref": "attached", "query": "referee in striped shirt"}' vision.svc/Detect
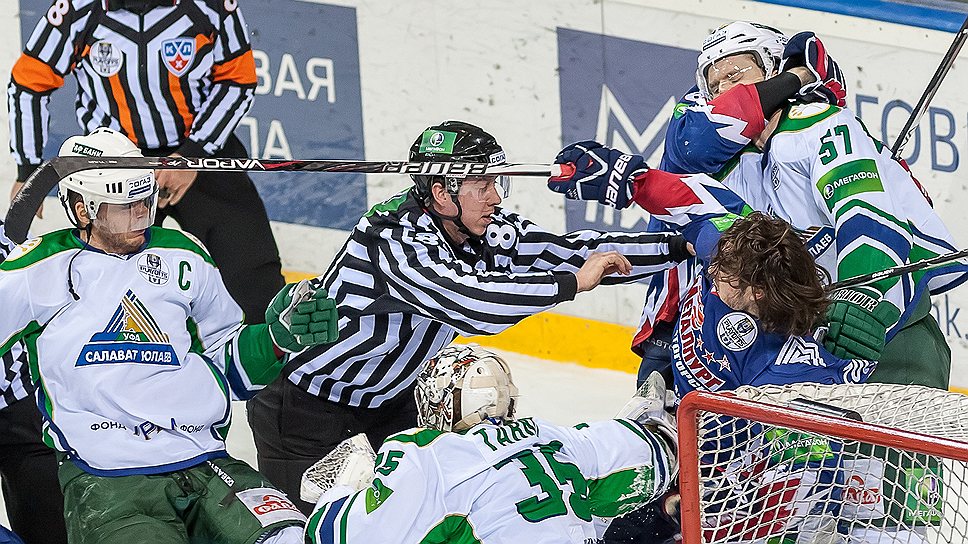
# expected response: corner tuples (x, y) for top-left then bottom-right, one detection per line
(8, 0), (284, 323)
(0, 221), (66, 544)
(248, 120), (694, 514)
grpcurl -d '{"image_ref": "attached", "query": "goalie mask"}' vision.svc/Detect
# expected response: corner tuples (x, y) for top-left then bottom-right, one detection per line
(409, 120), (511, 204)
(415, 344), (519, 432)
(57, 127), (158, 234)
(696, 21), (787, 100)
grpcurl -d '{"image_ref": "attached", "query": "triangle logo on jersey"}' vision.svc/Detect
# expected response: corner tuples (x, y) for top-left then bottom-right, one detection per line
(161, 37), (195, 77)
(774, 336), (823, 367)
(76, 290), (179, 367)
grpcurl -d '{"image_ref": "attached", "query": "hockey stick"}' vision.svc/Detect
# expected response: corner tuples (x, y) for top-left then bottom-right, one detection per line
(4, 157), (566, 244)
(828, 247), (968, 290)
(891, 13), (968, 158)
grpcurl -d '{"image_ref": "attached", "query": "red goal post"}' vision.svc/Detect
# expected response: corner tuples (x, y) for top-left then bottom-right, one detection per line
(677, 384), (968, 544)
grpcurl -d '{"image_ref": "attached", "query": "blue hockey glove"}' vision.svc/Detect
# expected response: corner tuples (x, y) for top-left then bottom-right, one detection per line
(548, 141), (648, 209)
(823, 287), (899, 361)
(266, 278), (339, 353)
(780, 32), (847, 108)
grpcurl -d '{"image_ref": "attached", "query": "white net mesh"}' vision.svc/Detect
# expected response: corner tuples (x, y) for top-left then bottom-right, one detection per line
(686, 384), (968, 544)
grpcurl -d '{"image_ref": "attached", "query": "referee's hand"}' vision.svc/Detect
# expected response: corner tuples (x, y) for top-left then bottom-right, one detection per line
(155, 153), (198, 208)
(575, 251), (632, 293)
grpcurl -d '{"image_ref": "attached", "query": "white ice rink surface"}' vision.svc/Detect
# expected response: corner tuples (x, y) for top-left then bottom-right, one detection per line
(0, 349), (637, 528)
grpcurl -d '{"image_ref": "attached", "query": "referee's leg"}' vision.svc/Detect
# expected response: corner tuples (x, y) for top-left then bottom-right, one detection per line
(0, 397), (67, 544)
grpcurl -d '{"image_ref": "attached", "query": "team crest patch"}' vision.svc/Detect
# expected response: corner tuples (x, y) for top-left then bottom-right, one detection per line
(138, 253), (170, 285)
(75, 290), (178, 366)
(90, 40), (123, 77)
(236, 488), (306, 527)
(5, 237), (42, 262)
(716, 312), (758, 352)
(161, 38), (195, 77)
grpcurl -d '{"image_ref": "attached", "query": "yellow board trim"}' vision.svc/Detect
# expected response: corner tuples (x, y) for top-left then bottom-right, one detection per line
(282, 270), (968, 395)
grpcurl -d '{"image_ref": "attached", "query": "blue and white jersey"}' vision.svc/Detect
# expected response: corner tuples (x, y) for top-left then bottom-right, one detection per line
(636, 83), (768, 349)
(672, 274), (876, 399)
(627, 169), (877, 399)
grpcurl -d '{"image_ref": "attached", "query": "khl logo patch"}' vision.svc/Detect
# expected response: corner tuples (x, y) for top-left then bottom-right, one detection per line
(161, 38), (195, 77)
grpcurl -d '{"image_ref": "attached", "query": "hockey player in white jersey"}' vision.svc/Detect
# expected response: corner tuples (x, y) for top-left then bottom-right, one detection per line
(303, 344), (678, 543)
(0, 128), (340, 544)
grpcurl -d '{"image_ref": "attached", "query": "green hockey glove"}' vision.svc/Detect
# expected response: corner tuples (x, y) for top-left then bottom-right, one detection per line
(266, 278), (338, 353)
(823, 287), (899, 361)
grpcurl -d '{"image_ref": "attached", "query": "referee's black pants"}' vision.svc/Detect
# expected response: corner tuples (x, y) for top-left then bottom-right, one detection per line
(152, 135), (285, 323)
(0, 397), (67, 544)
(247, 378), (418, 515)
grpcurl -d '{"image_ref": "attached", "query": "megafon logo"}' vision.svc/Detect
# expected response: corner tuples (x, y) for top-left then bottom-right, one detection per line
(557, 29), (697, 232)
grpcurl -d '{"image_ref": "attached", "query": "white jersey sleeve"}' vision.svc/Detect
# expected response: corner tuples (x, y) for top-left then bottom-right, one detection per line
(0, 237), (74, 354)
(175, 232), (283, 399)
(543, 418), (676, 518)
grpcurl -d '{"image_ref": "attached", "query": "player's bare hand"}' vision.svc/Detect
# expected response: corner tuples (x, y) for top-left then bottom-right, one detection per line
(155, 155), (197, 208)
(10, 181), (43, 219)
(575, 251), (632, 293)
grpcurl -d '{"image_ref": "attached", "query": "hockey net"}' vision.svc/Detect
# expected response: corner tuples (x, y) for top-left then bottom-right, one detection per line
(678, 384), (968, 544)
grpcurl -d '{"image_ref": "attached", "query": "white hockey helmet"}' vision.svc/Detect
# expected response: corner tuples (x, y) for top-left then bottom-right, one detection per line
(415, 344), (519, 432)
(696, 21), (787, 100)
(57, 127), (157, 233)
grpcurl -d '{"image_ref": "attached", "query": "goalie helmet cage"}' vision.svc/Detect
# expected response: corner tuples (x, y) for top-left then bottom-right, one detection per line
(678, 384), (968, 544)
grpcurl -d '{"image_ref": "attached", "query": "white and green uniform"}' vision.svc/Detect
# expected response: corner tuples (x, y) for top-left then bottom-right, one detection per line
(306, 417), (674, 544)
(0, 227), (284, 476)
(757, 102), (964, 337)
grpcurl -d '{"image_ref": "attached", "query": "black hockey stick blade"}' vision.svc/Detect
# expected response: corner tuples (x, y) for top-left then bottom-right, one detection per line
(4, 156), (567, 244)
(5, 161), (63, 244)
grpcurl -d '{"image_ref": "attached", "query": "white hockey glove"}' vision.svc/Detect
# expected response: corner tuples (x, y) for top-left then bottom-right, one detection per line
(300, 433), (376, 504)
(616, 371), (679, 477)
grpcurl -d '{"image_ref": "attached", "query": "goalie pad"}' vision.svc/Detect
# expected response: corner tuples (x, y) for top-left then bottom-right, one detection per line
(300, 433), (376, 503)
(616, 371), (679, 475)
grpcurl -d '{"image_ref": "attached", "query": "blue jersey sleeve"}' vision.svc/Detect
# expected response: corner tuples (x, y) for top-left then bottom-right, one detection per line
(660, 85), (767, 175)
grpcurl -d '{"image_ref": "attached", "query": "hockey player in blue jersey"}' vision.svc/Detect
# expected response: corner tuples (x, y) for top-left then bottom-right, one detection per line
(549, 155), (874, 395)
(635, 21), (960, 396)
(549, 147), (876, 544)
(634, 22), (850, 390)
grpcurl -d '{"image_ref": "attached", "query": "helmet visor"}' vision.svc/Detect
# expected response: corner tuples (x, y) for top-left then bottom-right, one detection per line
(94, 189), (157, 234)
(456, 175), (511, 203)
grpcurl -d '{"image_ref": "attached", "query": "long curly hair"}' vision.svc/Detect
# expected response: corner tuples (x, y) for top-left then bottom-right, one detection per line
(708, 212), (829, 336)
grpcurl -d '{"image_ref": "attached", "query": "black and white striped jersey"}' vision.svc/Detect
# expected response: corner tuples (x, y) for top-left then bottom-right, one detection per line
(0, 223), (31, 410)
(8, 0), (256, 180)
(284, 190), (691, 408)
